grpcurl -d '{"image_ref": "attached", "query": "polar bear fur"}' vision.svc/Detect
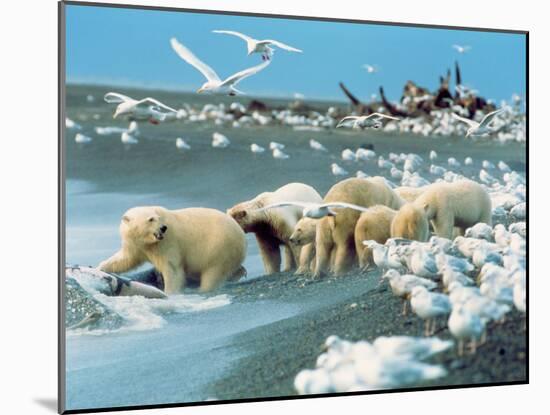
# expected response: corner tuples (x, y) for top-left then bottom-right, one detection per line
(227, 183), (322, 274)
(98, 206), (247, 294)
(289, 217), (318, 274)
(314, 177), (405, 277)
(395, 186), (427, 203)
(354, 205), (397, 269)
(391, 180), (492, 241)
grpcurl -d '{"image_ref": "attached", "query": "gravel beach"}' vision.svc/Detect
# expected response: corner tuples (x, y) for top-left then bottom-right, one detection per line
(209, 269), (527, 400)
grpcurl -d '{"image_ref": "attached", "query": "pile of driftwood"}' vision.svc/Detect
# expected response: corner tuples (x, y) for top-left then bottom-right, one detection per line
(338, 61), (495, 119)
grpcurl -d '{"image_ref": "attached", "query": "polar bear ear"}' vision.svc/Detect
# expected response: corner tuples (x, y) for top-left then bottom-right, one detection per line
(234, 210), (247, 220)
(122, 215), (130, 223)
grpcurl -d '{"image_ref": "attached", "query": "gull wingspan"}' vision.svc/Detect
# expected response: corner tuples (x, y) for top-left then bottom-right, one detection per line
(479, 109), (504, 129)
(260, 39), (302, 53)
(323, 202), (370, 212)
(256, 201), (310, 211)
(367, 112), (400, 121)
(138, 98), (177, 113)
(336, 116), (360, 127)
(170, 38), (221, 83)
(451, 113), (478, 128)
(104, 92), (133, 103)
(212, 30), (255, 43)
(220, 59), (271, 87)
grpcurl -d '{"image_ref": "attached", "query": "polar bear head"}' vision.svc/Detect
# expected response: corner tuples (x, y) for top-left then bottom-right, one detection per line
(289, 217), (317, 246)
(391, 203), (430, 242)
(227, 196), (269, 232)
(119, 206), (169, 245)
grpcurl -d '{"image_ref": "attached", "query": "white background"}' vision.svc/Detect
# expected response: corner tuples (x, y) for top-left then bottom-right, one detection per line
(0, 0), (543, 414)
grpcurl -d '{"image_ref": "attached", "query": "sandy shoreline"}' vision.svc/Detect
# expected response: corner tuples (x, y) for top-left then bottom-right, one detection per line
(208, 270), (526, 400)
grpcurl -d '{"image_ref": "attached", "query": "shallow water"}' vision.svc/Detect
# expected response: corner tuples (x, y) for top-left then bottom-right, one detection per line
(64, 84), (526, 410)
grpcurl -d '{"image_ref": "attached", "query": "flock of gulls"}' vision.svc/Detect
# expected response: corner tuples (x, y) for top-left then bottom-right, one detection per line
(66, 33), (525, 148)
(293, 151), (526, 393)
(65, 31), (526, 394)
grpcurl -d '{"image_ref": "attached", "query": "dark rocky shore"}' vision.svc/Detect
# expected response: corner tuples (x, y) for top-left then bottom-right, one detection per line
(208, 270), (527, 400)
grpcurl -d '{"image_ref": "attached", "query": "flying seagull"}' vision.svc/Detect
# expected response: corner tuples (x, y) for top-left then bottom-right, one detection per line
(452, 44), (471, 54)
(104, 92), (177, 123)
(337, 113), (400, 129)
(170, 37), (270, 95)
(256, 201), (370, 219)
(212, 30), (302, 60)
(362, 64), (379, 73)
(452, 109), (504, 137)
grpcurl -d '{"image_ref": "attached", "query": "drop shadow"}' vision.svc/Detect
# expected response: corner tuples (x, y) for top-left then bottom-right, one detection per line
(34, 398), (57, 413)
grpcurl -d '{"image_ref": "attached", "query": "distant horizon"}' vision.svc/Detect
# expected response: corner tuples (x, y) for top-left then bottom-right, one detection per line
(66, 4), (527, 104)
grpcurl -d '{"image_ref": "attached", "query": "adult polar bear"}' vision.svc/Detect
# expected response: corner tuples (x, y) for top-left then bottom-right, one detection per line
(98, 206), (247, 294)
(313, 177), (405, 278)
(391, 179), (492, 241)
(227, 183), (322, 275)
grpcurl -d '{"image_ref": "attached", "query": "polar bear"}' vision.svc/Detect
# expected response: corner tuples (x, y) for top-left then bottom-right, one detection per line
(354, 205), (397, 269)
(314, 177), (404, 278)
(98, 206), (247, 294)
(227, 183), (323, 274)
(289, 217), (318, 275)
(391, 179), (492, 241)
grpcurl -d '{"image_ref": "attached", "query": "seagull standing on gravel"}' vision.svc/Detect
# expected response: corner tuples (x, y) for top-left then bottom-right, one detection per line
(212, 30), (302, 60)
(341, 149), (357, 161)
(170, 37), (271, 95)
(410, 286), (452, 336)
(464, 223), (493, 240)
(104, 92), (177, 123)
(447, 157), (461, 168)
(272, 148), (290, 159)
(337, 113), (399, 129)
(310, 139), (327, 152)
(212, 132), (230, 148)
(176, 137), (191, 150)
(75, 133), (92, 144)
(256, 201), (369, 219)
(269, 141), (285, 150)
(452, 109), (504, 137)
(448, 305), (485, 356)
(250, 143), (265, 153)
(410, 244), (439, 279)
(381, 270), (437, 315)
(331, 163), (349, 176)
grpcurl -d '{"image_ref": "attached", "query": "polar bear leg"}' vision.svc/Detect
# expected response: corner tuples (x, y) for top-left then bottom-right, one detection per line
(256, 234), (281, 274)
(98, 249), (144, 274)
(432, 211), (455, 240)
(333, 239), (355, 276)
(296, 243), (315, 275)
(199, 266), (227, 292)
(282, 244), (297, 272)
(160, 264), (185, 295)
(313, 232), (333, 278)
